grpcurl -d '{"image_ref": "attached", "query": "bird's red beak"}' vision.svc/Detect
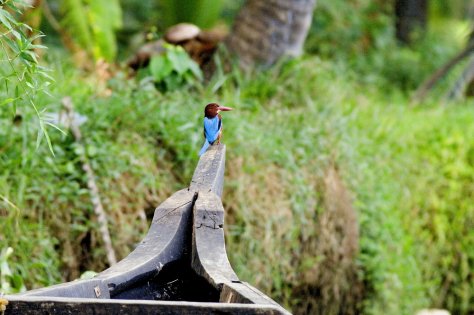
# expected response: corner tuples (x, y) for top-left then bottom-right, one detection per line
(218, 106), (233, 112)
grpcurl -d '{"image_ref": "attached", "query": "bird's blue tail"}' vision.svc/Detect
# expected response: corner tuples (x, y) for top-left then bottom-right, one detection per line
(199, 140), (211, 156)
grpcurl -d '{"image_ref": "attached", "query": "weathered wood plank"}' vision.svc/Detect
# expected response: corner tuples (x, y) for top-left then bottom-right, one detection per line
(189, 144), (226, 197)
(18, 278), (110, 299)
(96, 189), (196, 296)
(192, 191), (239, 289)
(221, 281), (289, 313)
(3, 296), (288, 315)
(18, 189), (196, 299)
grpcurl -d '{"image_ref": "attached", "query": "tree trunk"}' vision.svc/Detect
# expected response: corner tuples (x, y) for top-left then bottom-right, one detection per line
(412, 27), (474, 103)
(395, 0), (428, 44)
(225, 0), (316, 67)
(411, 41), (474, 103)
(446, 56), (474, 100)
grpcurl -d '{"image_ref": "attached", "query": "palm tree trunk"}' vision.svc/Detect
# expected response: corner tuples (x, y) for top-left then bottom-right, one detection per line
(395, 0), (428, 44)
(446, 56), (474, 100)
(411, 42), (474, 103)
(412, 27), (474, 103)
(226, 0), (316, 67)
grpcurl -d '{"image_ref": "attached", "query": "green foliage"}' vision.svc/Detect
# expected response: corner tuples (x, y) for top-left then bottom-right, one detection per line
(305, 0), (462, 94)
(59, 0), (92, 51)
(430, 0), (472, 19)
(348, 103), (474, 315)
(403, 110), (474, 313)
(59, 0), (122, 61)
(359, 33), (459, 93)
(79, 270), (98, 279)
(161, 0), (224, 28)
(141, 44), (203, 92)
(118, 0), (160, 34)
(0, 247), (25, 293)
(306, 0), (392, 60)
(0, 0), (54, 152)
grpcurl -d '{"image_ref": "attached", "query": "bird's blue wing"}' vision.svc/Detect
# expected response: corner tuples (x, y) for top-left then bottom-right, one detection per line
(204, 116), (221, 143)
(199, 117), (222, 156)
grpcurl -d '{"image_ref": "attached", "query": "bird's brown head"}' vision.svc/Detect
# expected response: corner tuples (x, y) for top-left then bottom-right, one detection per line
(204, 103), (233, 118)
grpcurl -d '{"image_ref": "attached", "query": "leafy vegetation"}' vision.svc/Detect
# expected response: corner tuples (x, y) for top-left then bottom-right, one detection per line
(140, 44), (203, 92)
(0, 0), (53, 152)
(161, 0), (224, 28)
(0, 247), (25, 293)
(58, 0), (122, 61)
(1, 1), (474, 315)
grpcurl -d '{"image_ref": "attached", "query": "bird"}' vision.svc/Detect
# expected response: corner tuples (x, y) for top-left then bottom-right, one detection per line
(199, 103), (233, 156)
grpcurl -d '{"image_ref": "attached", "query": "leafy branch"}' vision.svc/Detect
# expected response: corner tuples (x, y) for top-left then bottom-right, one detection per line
(0, 0), (56, 153)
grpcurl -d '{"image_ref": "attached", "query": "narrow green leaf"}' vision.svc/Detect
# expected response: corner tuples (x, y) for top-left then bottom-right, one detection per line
(188, 59), (203, 81)
(37, 121), (55, 156)
(29, 33), (45, 42)
(13, 85), (19, 113)
(13, 100), (18, 115)
(0, 10), (12, 28)
(43, 125), (55, 156)
(36, 123), (44, 149)
(3, 36), (18, 53)
(0, 195), (20, 211)
(42, 89), (52, 97)
(11, 29), (21, 40)
(45, 121), (66, 135)
(30, 44), (47, 50)
(37, 71), (54, 82)
(3, 7), (19, 22)
(20, 50), (38, 63)
(3, 72), (16, 78)
(17, 22), (32, 31)
(16, 28), (28, 41)
(6, 3), (22, 14)
(0, 97), (17, 106)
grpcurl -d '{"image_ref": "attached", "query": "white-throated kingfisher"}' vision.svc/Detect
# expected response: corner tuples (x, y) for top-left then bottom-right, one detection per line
(199, 103), (233, 156)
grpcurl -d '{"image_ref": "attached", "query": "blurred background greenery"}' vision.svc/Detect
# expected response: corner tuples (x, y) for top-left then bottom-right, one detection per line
(1, 0), (474, 314)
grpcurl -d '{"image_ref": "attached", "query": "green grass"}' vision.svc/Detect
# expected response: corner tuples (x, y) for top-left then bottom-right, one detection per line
(1, 48), (474, 315)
